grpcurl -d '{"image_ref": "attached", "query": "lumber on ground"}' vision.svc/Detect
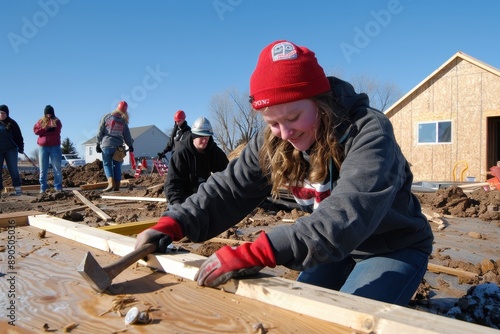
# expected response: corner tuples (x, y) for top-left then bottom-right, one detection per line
(101, 195), (166, 202)
(0, 210), (42, 227)
(427, 263), (478, 279)
(3, 185), (40, 193)
(72, 190), (112, 222)
(27, 214), (496, 334)
(80, 180), (130, 190)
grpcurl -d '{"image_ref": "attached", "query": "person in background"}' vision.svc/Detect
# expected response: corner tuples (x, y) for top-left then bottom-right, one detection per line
(157, 110), (191, 159)
(136, 40), (433, 306)
(164, 116), (228, 205)
(96, 101), (134, 192)
(0, 104), (24, 195)
(34, 105), (63, 193)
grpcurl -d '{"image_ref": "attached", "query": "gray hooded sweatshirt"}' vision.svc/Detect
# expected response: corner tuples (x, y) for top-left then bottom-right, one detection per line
(164, 77), (433, 271)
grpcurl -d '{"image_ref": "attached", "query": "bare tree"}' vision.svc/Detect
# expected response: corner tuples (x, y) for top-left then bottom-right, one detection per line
(330, 71), (403, 112)
(210, 88), (265, 154)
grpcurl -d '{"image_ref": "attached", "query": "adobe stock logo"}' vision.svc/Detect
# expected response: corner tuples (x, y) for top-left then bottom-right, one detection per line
(212, 0), (243, 21)
(339, 0), (405, 63)
(7, 0), (71, 54)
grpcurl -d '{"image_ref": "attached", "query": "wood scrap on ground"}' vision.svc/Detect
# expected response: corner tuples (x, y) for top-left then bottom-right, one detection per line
(146, 183), (164, 190)
(101, 195), (166, 202)
(427, 263), (479, 280)
(423, 211), (448, 230)
(3, 185), (40, 193)
(72, 190), (112, 222)
(80, 180), (130, 190)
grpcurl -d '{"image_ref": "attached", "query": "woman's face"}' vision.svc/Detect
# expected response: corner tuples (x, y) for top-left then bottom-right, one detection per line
(261, 99), (319, 151)
(0, 111), (7, 121)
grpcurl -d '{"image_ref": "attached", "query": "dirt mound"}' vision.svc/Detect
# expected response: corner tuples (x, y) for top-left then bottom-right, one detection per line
(415, 186), (500, 220)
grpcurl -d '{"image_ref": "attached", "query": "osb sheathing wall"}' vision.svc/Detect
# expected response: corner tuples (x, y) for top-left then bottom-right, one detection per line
(387, 54), (500, 182)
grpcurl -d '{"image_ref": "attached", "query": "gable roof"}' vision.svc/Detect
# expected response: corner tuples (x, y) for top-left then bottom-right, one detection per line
(384, 51), (500, 116)
(82, 125), (166, 145)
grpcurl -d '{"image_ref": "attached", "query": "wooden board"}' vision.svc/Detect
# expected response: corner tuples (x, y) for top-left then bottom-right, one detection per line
(25, 214), (497, 334)
(101, 195), (166, 202)
(72, 190), (112, 222)
(3, 185), (40, 193)
(0, 224), (352, 333)
(0, 211), (42, 227)
(80, 180), (130, 190)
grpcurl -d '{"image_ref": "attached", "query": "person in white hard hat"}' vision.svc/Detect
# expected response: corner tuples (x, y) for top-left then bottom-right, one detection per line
(164, 116), (228, 205)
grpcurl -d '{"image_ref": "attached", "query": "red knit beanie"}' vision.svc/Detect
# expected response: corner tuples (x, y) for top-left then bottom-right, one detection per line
(249, 40), (330, 110)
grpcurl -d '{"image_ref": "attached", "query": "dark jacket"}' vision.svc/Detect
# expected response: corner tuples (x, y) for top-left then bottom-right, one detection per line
(163, 76), (433, 271)
(165, 134), (229, 205)
(0, 117), (24, 153)
(163, 121), (191, 154)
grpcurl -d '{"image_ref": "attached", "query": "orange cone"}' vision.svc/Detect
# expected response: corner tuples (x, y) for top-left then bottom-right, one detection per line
(141, 158), (148, 169)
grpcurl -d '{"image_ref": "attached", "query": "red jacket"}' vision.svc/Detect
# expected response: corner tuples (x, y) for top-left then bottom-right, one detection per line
(33, 117), (62, 147)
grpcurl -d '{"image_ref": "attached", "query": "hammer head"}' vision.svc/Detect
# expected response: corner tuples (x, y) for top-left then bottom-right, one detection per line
(77, 251), (111, 293)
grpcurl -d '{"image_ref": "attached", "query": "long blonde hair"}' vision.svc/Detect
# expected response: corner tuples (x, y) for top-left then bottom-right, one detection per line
(258, 93), (346, 197)
(38, 115), (60, 129)
(110, 110), (129, 124)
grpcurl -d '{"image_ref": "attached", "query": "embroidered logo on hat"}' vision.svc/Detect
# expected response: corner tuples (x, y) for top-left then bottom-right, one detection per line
(272, 41), (297, 61)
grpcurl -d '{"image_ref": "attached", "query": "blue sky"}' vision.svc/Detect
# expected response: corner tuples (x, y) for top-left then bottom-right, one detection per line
(1, 0), (499, 157)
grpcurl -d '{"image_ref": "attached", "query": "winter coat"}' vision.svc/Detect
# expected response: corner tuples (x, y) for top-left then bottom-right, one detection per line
(96, 111), (133, 148)
(165, 134), (229, 205)
(164, 122), (191, 153)
(162, 76), (434, 271)
(33, 117), (62, 147)
(0, 117), (24, 152)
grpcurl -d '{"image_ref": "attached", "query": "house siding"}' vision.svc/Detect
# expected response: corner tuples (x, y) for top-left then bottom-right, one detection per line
(387, 53), (500, 182)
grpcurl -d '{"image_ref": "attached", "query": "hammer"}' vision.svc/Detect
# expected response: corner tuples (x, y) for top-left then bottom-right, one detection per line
(77, 243), (157, 293)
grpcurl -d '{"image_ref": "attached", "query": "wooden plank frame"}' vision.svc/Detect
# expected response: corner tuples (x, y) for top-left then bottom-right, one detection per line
(0, 211), (42, 227)
(26, 214), (495, 334)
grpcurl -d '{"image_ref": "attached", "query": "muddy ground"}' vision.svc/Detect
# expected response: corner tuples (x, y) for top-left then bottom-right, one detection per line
(1, 161), (499, 330)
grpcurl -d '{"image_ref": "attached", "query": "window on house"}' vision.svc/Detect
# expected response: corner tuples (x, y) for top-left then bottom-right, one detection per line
(89, 146), (93, 155)
(418, 121), (452, 144)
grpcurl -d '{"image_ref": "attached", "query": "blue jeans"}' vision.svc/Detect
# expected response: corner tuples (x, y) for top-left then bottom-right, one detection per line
(297, 248), (429, 306)
(101, 146), (123, 181)
(0, 148), (22, 189)
(39, 145), (62, 191)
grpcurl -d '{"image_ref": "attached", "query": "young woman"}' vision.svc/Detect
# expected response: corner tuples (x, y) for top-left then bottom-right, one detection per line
(135, 40), (433, 306)
(34, 105), (63, 192)
(96, 101), (134, 192)
(0, 104), (24, 195)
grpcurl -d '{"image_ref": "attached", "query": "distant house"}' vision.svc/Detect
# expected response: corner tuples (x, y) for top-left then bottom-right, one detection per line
(385, 51), (500, 182)
(83, 125), (170, 166)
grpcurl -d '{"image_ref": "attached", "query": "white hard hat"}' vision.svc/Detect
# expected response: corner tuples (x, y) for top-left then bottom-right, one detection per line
(191, 117), (214, 137)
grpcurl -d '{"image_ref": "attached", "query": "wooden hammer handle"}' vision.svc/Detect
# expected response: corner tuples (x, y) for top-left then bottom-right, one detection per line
(103, 243), (157, 281)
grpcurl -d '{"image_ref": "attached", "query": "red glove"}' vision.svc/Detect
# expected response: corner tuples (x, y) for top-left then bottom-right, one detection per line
(194, 232), (276, 287)
(135, 216), (184, 253)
